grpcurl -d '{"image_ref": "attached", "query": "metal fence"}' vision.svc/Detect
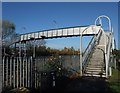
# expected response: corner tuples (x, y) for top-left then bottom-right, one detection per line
(2, 55), (80, 92)
(2, 56), (33, 90)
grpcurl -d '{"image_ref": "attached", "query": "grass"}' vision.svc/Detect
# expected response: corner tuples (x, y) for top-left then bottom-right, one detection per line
(109, 67), (120, 93)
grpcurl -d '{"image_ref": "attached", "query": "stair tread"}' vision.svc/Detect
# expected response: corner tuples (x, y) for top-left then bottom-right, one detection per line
(87, 65), (104, 67)
(87, 69), (104, 71)
(83, 74), (106, 77)
(85, 71), (106, 74)
(86, 67), (103, 69)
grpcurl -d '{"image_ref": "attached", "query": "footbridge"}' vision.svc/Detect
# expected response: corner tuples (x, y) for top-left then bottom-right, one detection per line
(2, 15), (115, 91)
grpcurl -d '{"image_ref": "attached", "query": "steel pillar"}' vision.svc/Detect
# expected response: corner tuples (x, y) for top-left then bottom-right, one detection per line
(80, 35), (82, 76)
(109, 66), (112, 76)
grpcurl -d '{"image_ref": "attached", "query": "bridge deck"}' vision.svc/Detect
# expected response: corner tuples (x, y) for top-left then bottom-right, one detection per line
(20, 25), (101, 41)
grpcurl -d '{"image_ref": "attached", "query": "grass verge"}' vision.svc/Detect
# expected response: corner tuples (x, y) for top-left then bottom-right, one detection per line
(109, 68), (120, 93)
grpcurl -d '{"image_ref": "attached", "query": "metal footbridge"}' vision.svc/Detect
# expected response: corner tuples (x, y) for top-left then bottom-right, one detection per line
(2, 15), (115, 91)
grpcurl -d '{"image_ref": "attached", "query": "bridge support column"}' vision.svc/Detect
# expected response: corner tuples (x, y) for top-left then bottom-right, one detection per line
(105, 55), (108, 78)
(80, 35), (83, 76)
(109, 66), (112, 76)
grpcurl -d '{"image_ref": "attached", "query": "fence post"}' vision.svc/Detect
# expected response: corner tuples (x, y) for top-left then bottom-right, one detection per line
(30, 56), (32, 88)
(10, 57), (12, 87)
(17, 57), (19, 88)
(28, 58), (30, 87)
(26, 57), (28, 87)
(23, 58), (25, 87)
(20, 57), (22, 87)
(13, 57), (16, 88)
(6, 57), (8, 87)
(2, 57), (5, 91)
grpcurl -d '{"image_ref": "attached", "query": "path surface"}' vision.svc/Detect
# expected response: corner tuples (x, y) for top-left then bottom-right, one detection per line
(43, 76), (117, 93)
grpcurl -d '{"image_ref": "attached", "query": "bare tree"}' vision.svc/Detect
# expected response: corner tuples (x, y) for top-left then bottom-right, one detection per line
(2, 20), (19, 47)
(2, 20), (20, 56)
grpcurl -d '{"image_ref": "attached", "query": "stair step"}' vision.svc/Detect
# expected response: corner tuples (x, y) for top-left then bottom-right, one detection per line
(87, 64), (104, 66)
(88, 61), (104, 63)
(85, 71), (105, 74)
(90, 59), (103, 61)
(86, 67), (103, 70)
(88, 63), (103, 66)
(87, 65), (104, 68)
(87, 69), (103, 72)
(83, 74), (106, 77)
(84, 71), (106, 74)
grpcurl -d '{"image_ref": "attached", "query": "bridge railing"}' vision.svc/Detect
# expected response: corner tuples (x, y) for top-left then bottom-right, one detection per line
(82, 28), (102, 72)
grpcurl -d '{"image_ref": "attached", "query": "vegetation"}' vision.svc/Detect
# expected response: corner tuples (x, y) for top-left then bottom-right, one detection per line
(44, 55), (64, 77)
(2, 20), (19, 47)
(109, 68), (120, 93)
(112, 49), (120, 63)
(3, 45), (80, 57)
(46, 47), (80, 55)
(2, 20), (19, 56)
(109, 49), (120, 93)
